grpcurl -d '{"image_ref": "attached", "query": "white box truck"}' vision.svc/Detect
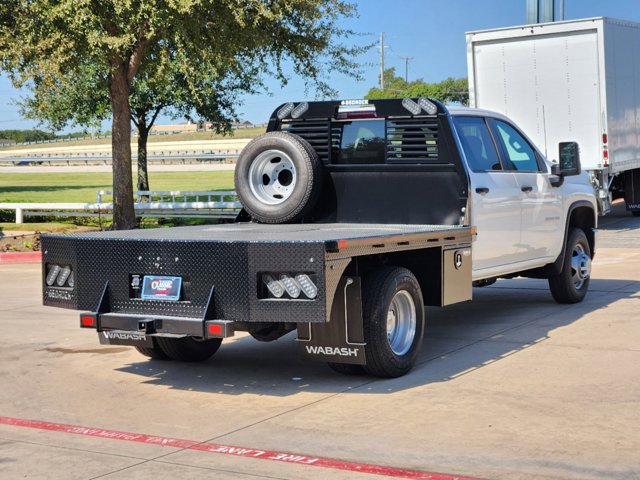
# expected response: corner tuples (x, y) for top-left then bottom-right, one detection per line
(467, 17), (640, 215)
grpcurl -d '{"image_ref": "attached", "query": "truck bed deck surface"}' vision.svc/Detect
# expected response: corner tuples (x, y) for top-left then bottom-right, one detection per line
(62, 223), (468, 244)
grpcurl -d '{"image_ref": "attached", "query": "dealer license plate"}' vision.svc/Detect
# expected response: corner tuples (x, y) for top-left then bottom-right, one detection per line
(141, 275), (182, 301)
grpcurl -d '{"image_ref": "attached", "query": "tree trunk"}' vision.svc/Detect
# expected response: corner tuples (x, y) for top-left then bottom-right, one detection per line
(108, 60), (137, 230)
(137, 115), (150, 194)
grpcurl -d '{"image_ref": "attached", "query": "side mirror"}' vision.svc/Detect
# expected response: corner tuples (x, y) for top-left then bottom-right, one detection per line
(557, 141), (581, 176)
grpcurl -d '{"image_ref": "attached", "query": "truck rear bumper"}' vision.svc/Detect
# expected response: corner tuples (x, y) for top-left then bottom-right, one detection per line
(81, 311), (235, 343)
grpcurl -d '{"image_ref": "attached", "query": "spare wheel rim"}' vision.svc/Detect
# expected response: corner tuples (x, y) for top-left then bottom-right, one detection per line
(248, 149), (297, 205)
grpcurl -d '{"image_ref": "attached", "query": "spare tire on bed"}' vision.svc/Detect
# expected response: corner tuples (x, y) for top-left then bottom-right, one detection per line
(234, 131), (323, 223)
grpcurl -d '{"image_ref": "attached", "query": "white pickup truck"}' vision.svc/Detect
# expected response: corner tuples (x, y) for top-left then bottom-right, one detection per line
(41, 98), (597, 378)
(448, 106), (596, 297)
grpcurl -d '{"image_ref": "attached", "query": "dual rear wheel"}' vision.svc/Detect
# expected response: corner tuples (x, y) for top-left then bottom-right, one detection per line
(329, 266), (426, 378)
(135, 337), (221, 362)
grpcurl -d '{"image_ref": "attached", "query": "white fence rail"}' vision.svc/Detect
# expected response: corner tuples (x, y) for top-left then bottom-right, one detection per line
(2, 190), (242, 223)
(0, 150), (241, 166)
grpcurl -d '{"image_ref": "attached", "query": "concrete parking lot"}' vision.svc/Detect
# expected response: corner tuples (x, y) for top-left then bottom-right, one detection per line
(1, 207), (639, 480)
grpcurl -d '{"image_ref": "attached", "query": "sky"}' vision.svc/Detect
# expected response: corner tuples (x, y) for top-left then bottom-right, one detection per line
(2, 0), (640, 132)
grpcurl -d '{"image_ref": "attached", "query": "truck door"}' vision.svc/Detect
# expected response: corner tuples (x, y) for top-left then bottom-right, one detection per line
(490, 119), (562, 262)
(453, 116), (522, 273)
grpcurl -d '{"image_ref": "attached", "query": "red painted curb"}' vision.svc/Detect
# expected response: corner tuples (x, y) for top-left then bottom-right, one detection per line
(0, 251), (42, 264)
(0, 416), (478, 480)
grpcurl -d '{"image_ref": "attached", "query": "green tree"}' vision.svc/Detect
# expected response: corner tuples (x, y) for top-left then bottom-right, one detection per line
(1, 1), (362, 229)
(19, 43), (252, 194)
(365, 68), (469, 105)
(0, 129), (56, 143)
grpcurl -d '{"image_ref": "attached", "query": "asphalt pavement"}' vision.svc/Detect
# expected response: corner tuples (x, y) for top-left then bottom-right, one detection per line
(0, 207), (639, 480)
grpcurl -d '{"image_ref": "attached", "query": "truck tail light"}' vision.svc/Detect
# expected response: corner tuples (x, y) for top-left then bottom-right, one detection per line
(205, 320), (235, 338)
(46, 264), (74, 288)
(295, 274), (318, 299)
(603, 133), (609, 166)
(263, 274), (285, 298)
(260, 273), (318, 300)
(80, 313), (96, 328)
(208, 324), (222, 336)
(56, 266), (72, 287)
(279, 275), (301, 298)
(46, 265), (61, 286)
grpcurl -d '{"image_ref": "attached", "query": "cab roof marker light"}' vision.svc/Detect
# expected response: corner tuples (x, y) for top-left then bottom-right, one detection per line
(336, 103), (377, 119)
(56, 266), (72, 287)
(295, 274), (317, 299)
(418, 97), (438, 115)
(402, 98), (421, 115)
(280, 275), (301, 298)
(46, 265), (61, 286)
(291, 102), (309, 119)
(264, 275), (285, 298)
(276, 103), (295, 120)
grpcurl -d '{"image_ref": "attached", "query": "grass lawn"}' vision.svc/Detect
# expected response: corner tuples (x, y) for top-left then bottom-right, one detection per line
(0, 127), (265, 151)
(0, 221), (85, 233)
(0, 171), (235, 203)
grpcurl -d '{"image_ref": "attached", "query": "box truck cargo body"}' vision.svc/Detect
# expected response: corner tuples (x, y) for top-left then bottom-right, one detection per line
(467, 17), (640, 215)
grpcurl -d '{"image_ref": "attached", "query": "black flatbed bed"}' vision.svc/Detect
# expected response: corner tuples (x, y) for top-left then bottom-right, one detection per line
(59, 223), (471, 255)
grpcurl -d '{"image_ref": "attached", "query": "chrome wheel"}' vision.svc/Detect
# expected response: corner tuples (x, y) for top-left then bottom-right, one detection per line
(386, 290), (417, 356)
(571, 244), (591, 290)
(248, 149), (297, 205)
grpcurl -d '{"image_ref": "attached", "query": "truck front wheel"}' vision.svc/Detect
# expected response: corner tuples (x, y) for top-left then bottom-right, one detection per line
(156, 337), (222, 362)
(548, 227), (592, 304)
(362, 267), (425, 378)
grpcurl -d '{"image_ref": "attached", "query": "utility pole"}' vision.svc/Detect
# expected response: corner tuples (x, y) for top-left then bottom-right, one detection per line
(379, 32), (385, 90)
(399, 55), (413, 82)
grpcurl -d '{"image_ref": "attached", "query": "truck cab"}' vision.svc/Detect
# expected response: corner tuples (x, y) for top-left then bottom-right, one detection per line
(448, 107), (596, 282)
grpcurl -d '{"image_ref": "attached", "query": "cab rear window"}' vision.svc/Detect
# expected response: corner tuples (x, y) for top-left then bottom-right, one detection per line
(330, 120), (386, 164)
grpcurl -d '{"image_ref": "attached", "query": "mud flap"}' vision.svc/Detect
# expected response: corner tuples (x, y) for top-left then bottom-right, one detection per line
(624, 168), (640, 213)
(98, 331), (153, 347)
(297, 276), (366, 365)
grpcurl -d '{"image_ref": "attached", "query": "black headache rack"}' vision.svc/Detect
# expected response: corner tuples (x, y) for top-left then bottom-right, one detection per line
(269, 98), (470, 225)
(42, 223), (473, 340)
